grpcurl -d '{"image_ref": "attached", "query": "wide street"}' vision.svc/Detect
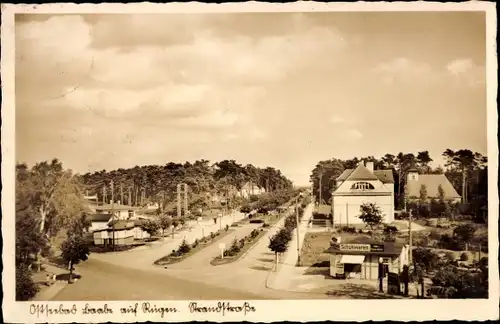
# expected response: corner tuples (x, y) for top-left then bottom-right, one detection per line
(52, 206), (325, 300)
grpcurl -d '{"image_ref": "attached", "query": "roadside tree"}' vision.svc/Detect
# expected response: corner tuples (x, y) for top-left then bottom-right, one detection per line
(60, 234), (90, 283)
(268, 229), (290, 269)
(140, 219), (160, 237)
(358, 202), (383, 230)
(158, 214), (172, 240)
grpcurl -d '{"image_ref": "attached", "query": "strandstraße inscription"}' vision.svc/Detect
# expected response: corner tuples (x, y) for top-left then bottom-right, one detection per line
(189, 302), (256, 316)
(30, 303), (178, 318)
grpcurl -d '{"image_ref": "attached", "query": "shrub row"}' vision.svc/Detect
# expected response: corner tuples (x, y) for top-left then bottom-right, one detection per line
(240, 189), (302, 214)
(223, 229), (263, 258)
(169, 228), (227, 258)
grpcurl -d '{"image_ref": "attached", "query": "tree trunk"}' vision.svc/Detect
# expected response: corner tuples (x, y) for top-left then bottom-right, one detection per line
(462, 167), (467, 204)
(275, 252), (278, 271)
(68, 261), (73, 283)
(36, 207), (48, 272)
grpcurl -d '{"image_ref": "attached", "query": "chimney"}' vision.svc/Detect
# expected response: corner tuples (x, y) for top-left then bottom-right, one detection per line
(366, 161), (374, 172)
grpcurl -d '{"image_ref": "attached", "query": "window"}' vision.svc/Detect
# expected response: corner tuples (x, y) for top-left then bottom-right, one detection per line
(351, 182), (375, 190)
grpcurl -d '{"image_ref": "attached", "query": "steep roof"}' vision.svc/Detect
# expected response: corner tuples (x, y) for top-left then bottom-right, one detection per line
(345, 164), (379, 181)
(373, 170), (395, 184)
(88, 213), (112, 222)
(407, 174), (461, 199)
(95, 204), (136, 211)
(336, 168), (394, 184)
(336, 169), (354, 181)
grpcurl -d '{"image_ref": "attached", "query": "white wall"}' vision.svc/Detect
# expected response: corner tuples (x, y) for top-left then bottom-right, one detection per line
(90, 221), (109, 232)
(333, 194), (394, 225)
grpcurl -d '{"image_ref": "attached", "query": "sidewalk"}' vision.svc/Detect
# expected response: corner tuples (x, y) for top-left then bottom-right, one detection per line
(89, 210), (245, 269)
(267, 203), (315, 290)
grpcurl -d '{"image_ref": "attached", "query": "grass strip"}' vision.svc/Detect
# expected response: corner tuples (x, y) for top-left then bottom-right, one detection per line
(153, 229), (235, 266)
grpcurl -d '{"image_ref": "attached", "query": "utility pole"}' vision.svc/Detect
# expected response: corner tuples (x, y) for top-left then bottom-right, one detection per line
(408, 209), (413, 265)
(177, 184), (182, 218)
(111, 180), (115, 251)
(183, 183), (188, 217)
(319, 168), (323, 205)
(295, 193), (303, 266)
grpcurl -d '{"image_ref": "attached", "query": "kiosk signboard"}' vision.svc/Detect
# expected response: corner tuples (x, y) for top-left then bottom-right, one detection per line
(339, 244), (370, 252)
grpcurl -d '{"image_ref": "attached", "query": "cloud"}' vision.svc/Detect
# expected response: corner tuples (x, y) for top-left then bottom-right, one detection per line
(372, 57), (434, 84)
(446, 58), (485, 88)
(345, 128), (363, 140)
(447, 59), (474, 75)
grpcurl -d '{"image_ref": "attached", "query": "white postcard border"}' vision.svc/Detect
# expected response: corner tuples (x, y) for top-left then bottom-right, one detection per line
(1, 1), (498, 323)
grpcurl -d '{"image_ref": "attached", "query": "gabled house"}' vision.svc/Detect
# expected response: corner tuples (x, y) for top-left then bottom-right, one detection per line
(94, 201), (136, 220)
(406, 169), (461, 203)
(238, 181), (266, 198)
(88, 213), (112, 232)
(332, 161), (395, 225)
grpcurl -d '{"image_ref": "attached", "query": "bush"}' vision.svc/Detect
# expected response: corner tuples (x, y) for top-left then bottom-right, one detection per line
(432, 265), (488, 298)
(225, 224), (229, 232)
(460, 252), (469, 261)
(178, 239), (191, 255)
(191, 239), (199, 249)
(240, 204), (252, 213)
(340, 226), (356, 233)
(444, 251), (456, 263)
(16, 265), (38, 301)
(262, 223), (270, 228)
(250, 229), (260, 239)
(438, 234), (465, 251)
(249, 219), (264, 224)
(210, 232), (215, 239)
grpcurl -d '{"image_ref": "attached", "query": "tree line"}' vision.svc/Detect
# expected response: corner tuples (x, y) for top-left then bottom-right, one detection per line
(309, 149), (487, 217)
(15, 158), (294, 300)
(80, 159), (293, 211)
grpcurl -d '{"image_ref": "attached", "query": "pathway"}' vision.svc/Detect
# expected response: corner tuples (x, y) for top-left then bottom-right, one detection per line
(88, 210), (246, 270)
(165, 223), (261, 269)
(267, 203), (315, 290)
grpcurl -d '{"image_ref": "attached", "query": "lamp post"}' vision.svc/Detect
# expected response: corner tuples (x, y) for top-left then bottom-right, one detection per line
(296, 192), (304, 266)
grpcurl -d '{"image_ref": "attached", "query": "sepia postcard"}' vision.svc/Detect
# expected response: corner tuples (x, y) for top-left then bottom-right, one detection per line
(1, 1), (499, 323)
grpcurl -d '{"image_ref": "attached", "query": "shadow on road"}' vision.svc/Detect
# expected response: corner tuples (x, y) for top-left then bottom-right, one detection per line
(249, 265), (272, 271)
(256, 258), (274, 263)
(325, 283), (397, 299)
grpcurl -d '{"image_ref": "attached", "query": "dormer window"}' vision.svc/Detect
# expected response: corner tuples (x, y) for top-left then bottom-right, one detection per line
(351, 182), (375, 190)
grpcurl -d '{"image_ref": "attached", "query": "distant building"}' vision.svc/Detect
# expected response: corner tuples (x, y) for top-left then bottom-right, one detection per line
(92, 220), (136, 246)
(406, 168), (461, 203)
(238, 182), (266, 198)
(332, 161), (395, 225)
(94, 201), (136, 220)
(88, 213), (112, 232)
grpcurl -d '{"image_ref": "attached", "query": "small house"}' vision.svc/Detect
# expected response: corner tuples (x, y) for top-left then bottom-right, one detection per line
(406, 169), (461, 203)
(93, 220), (136, 246)
(325, 236), (409, 280)
(94, 201), (136, 220)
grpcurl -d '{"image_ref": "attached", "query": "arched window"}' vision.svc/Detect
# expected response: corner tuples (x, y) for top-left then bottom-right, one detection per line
(351, 182), (375, 190)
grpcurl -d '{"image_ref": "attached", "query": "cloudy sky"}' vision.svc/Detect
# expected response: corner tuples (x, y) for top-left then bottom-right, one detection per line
(15, 12), (487, 186)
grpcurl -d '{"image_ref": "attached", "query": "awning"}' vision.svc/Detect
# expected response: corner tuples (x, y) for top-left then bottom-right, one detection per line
(340, 255), (365, 264)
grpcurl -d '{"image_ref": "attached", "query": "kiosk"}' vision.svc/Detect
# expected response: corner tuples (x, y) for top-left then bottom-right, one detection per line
(326, 236), (409, 280)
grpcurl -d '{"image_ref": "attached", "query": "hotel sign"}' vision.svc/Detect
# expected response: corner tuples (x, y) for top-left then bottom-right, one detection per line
(339, 244), (371, 252)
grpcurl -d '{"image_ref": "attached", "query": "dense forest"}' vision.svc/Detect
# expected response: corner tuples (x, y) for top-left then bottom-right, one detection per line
(309, 149), (488, 219)
(79, 159), (293, 210)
